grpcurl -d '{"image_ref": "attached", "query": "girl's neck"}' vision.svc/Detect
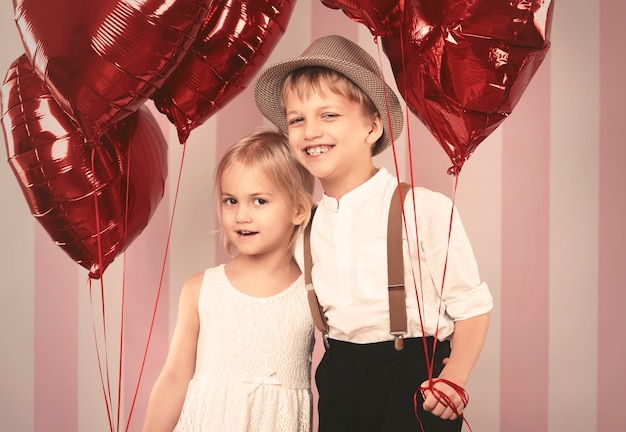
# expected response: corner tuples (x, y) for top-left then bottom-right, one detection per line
(225, 252), (300, 297)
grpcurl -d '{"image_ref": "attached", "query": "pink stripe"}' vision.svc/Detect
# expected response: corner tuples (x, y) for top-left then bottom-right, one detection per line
(34, 224), (79, 431)
(500, 58), (551, 431)
(122, 189), (171, 430)
(597, 2), (626, 430)
(406, 116), (458, 192)
(312, 1), (359, 41)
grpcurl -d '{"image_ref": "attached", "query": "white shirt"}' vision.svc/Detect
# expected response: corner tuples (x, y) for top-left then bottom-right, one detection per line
(298, 167), (493, 343)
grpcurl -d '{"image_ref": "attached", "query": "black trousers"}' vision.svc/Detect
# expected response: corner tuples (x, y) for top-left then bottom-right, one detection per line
(315, 337), (463, 432)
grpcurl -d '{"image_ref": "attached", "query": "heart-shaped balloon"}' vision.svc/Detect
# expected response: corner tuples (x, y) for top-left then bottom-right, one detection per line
(152, 0), (296, 144)
(13, 0), (210, 143)
(2, 54), (168, 279)
(322, 0), (554, 175)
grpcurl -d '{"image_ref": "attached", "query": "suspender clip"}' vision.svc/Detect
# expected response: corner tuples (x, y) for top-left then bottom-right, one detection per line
(391, 332), (406, 351)
(322, 331), (330, 350)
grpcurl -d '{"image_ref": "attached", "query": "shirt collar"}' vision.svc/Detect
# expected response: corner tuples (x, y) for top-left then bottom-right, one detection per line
(320, 167), (390, 210)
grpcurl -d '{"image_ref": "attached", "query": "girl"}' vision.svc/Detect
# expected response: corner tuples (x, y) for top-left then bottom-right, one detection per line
(143, 130), (316, 432)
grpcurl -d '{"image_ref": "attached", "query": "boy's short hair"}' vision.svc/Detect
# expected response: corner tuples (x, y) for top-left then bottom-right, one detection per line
(214, 130), (314, 257)
(255, 35), (404, 155)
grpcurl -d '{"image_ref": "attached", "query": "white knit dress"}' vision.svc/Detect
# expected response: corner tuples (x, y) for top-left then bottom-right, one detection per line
(173, 265), (315, 432)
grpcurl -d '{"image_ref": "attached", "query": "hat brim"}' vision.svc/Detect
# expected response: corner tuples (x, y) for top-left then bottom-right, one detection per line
(255, 54), (404, 156)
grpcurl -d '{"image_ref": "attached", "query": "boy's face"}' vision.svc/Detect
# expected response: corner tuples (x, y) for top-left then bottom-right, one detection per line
(283, 87), (383, 198)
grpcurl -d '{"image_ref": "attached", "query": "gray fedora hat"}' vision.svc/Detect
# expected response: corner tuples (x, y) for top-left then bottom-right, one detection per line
(254, 35), (404, 155)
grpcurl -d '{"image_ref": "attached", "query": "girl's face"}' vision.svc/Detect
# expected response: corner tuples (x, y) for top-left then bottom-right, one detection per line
(283, 86), (383, 199)
(219, 166), (304, 259)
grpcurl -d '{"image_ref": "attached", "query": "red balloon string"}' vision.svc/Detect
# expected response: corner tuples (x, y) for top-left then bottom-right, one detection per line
(124, 140), (188, 431)
(88, 132), (133, 432)
(117, 133), (134, 431)
(88, 146), (116, 431)
(376, 37), (434, 370)
(85, 131), (183, 431)
(375, 34), (472, 431)
(415, 378), (472, 431)
(414, 177), (473, 431)
(88, 277), (115, 432)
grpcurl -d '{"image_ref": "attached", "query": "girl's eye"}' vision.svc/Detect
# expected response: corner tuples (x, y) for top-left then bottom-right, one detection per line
(254, 198), (268, 205)
(223, 197), (236, 206)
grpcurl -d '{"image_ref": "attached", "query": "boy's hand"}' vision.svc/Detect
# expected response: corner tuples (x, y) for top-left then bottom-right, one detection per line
(420, 378), (468, 421)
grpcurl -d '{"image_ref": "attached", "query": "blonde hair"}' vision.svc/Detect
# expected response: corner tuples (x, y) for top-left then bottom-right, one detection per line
(281, 67), (381, 153)
(214, 130), (314, 257)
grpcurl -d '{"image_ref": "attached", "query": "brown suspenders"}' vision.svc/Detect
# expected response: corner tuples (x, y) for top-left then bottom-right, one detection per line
(303, 183), (411, 350)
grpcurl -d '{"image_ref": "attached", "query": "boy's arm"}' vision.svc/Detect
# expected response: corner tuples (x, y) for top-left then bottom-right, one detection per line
(421, 311), (491, 420)
(142, 273), (203, 432)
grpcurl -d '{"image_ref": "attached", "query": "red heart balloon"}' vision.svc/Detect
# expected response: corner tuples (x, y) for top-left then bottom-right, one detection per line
(1, 54), (168, 279)
(322, 0), (554, 175)
(13, 0), (211, 143)
(152, 0), (297, 144)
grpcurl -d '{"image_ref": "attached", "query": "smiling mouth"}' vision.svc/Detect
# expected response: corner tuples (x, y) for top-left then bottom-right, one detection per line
(305, 145), (332, 156)
(237, 230), (258, 236)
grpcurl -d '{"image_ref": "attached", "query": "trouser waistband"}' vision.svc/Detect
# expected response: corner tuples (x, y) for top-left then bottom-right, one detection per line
(325, 337), (450, 365)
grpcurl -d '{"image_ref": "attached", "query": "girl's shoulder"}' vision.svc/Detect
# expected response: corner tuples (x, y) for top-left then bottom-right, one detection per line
(183, 265), (226, 303)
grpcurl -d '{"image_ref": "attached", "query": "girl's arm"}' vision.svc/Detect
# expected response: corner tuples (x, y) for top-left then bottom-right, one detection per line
(142, 272), (203, 432)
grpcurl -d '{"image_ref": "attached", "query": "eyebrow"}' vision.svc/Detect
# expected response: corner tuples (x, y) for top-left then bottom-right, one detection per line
(221, 191), (274, 198)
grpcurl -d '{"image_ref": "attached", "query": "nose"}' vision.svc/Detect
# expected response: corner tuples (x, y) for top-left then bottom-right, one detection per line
(303, 118), (322, 140)
(235, 203), (251, 223)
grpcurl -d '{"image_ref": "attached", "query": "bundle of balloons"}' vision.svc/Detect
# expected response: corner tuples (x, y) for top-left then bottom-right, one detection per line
(1, 0), (553, 278)
(1, 0), (297, 278)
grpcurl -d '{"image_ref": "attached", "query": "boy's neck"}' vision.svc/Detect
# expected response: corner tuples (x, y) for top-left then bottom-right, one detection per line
(322, 166), (379, 201)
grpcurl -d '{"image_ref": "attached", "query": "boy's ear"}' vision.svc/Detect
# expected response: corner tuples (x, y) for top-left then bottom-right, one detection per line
(366, 114), (384, 146)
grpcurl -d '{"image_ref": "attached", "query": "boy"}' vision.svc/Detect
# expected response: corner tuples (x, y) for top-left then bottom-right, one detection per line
(255, 35), (493, 431)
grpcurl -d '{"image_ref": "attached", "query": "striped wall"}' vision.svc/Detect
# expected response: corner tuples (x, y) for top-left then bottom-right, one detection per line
(1, 1), (624, 431)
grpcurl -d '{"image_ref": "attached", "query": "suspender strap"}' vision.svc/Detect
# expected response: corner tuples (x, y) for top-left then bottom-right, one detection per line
(388, 182), (411, 350)
(304, 206), (330, 347)
(304, 182), (411, 351)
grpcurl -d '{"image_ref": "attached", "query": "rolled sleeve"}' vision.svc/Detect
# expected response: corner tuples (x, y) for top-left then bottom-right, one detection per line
(444, 281), (493, 321)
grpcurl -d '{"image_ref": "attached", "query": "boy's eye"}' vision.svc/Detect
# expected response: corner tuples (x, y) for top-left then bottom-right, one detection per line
(322, 112), (339, 119)
(287, 116), (303, 125)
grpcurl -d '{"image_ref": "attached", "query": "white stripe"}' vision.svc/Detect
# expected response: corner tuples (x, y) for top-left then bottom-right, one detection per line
(549, 2), (599, 431)
(0, 1), (37, 428)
